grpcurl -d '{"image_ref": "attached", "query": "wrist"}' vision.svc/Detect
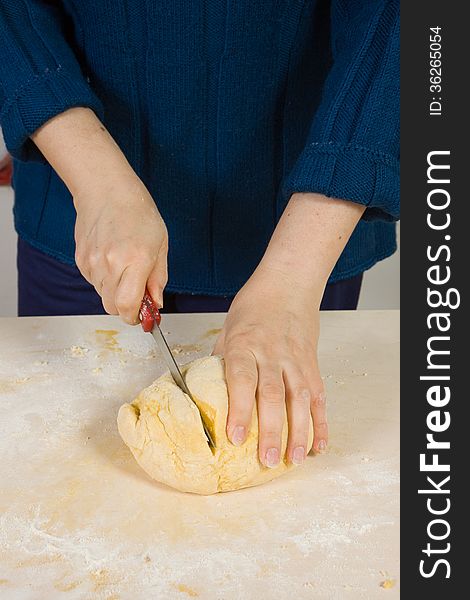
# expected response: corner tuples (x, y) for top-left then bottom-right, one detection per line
(72, 158), (138, 205)
(259, 192), (364, 293)
(243, 262), (325, 309)
(259, 246), (329, 291)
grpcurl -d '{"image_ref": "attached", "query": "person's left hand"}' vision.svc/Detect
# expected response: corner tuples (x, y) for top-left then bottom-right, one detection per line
(213, 265), (328, 468)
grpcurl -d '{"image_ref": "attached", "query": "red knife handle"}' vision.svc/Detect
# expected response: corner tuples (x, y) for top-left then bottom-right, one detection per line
(139, 289), (161, 332)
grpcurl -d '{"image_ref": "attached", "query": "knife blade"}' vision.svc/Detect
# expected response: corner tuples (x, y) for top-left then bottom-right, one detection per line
(139, 290), (215, 448)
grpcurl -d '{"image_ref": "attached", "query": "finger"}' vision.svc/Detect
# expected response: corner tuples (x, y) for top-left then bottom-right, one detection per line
(257, 365), (285, 468)
(224, 349), (258, 446)
(115, 263), (150, 324)
(88, 263), (107, 297)
(283, 365), (311, 465)
(75, 245), (100, 287)
(308, 364), (328, 453)
(100, 272), (121, 315)
(147, 267), (166, 309)
(87, 246), (104, 290)
(147, 242), (168, 308)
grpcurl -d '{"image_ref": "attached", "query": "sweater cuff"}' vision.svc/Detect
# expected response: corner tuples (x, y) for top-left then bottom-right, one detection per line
(281, 143), (400, 222)
(1, 66), (104, 162)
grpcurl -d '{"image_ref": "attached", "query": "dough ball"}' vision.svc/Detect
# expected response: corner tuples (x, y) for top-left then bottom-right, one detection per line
(117, 355), (313, 494)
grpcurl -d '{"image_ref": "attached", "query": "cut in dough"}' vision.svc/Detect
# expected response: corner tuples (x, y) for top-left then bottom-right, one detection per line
(117, 355), (313, 494)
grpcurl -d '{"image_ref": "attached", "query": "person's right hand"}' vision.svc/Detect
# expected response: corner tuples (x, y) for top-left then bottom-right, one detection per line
(73, 172), (168, 324)
(29, 107), (168, 323)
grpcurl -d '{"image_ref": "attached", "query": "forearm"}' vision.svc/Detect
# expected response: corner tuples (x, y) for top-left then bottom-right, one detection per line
(31, 106), (168, 320)
(31, 107), (134, 198)
(257, 193), (365, 301)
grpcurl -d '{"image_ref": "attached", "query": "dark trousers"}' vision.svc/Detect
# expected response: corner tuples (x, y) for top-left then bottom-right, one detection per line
(17, 238), (363, 316)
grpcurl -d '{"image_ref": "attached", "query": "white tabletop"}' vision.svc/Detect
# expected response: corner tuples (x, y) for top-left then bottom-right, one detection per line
(0, 310), (399, 599)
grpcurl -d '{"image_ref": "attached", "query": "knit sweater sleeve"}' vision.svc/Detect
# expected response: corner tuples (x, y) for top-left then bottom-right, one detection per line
(0, 0), (103, 162)
(282, 0), (399, 222)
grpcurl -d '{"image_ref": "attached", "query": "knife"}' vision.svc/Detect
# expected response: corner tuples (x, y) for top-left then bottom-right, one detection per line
(139, 290), (215, 448)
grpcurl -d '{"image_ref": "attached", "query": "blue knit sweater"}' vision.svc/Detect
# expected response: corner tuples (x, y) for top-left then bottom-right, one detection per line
(0, 0), (399, 295)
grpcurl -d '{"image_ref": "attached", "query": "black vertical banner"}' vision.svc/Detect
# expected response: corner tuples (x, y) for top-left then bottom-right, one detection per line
(401, 2), (467, 596)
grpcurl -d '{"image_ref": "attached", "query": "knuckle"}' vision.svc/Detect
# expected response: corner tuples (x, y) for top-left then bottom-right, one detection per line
(230, 367), (257, 386)
(259, 382), (284, 405)
(292, 386), (311, 404)
(87, 253), (100, 269)
(311, 392), (326, 409)
(104, 247), (121, 267)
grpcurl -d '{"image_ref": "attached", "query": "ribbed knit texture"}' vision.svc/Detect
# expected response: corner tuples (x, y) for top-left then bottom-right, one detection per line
(0, 0), (399, 294)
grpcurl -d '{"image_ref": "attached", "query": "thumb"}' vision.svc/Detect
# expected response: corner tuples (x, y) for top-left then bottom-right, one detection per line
(212, 331), (226, 356)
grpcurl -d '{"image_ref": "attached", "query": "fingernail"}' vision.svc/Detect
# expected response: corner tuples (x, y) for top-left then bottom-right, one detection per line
(292, 446), (305, 465)
(265, 447), (280, 468)
(231, 425), (246, 446)
(318, 440), (327, 454)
